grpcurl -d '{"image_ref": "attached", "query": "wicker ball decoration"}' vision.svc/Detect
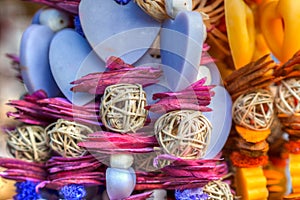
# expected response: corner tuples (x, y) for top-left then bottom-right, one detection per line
(6, 125), (50, 162)
(134, 0), (169, 22)
(46, 119), (93, 158)
(275, 78), (300, 115)
(232, 89), (274, 131)
(154, 110), (212, 159)
(100, 83), (148, 133)
(203, 180), (234, 200)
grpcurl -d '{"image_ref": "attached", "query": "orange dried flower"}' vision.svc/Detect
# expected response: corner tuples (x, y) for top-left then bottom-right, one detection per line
(285, 140), (300, 154)
(230, 151), (268, 168)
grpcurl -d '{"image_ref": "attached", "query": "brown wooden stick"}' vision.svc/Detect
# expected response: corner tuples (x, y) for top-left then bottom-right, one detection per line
(224, 54), (270, 84)
(227, 62), (276, 93)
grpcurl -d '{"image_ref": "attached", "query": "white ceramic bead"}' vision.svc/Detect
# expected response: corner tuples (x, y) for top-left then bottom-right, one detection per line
(39, 8), (70, 32)
(146, 189), (167, 200)
(165, 0), (192, 19)
(110, 154), (134, 169)
(203, 23), (207, 41)
(106, 167), (136, 200)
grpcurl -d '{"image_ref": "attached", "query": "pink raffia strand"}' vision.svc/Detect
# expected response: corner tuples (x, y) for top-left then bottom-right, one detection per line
(41, 155), (105, 190)
(22, 0), (80, 14)
(6, 53), (20, 64)
(145, 77), (215, 113)
(200, 44), (216, 65)
(78, 131), (159, 154)
(124, 191), (153, 200)
(0, 158), (47, 182)
(6, 53), (22, 81)
(201, 51), (217, 65)
(71, 56), (163, 95)
(6, 90), (101, 126)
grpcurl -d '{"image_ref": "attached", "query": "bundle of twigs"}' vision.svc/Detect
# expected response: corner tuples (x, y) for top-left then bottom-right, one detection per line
(78, 131), (159, 154)
(224, 54), (277, 100)
(0, 158), (47, 182)
(7, 90), (100, 126)
(134, 154), (228, 190)
(43, 154), (105, 189)
(71, 57), (162, 95)
(146, 77), (215, 113)
(273, 51), (300, 82)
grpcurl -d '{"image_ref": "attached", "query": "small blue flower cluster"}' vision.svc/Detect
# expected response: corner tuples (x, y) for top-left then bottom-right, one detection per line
(114, 0), (131, 5)
(175, 188), (209, 200)
(74, 16), (85, 37)
(14, 181), (41, 200)
(59, 184), (87, 200)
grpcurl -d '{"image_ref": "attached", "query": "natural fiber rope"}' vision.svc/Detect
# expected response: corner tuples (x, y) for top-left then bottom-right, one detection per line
(6, 126), (50, 162)
(232, 89), (274, 131)
(203, 180), (233, 200)
(276, 78), (300, 115)
(154, 110), (212, 159)
(101, 83), (148, 133)
(134, 0), (169, 22)
(46, 119), (93, 158)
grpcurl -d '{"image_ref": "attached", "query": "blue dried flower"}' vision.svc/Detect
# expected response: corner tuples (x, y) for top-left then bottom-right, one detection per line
(74, 16), (85, 37)
(14, 181), (41, 200)
(175, 188), (209, 200)
(59, 184), (87, 200)
(114, 0), (131, 5)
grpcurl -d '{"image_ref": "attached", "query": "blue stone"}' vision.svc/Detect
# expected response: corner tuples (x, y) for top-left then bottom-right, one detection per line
(20, 24), (61, 97)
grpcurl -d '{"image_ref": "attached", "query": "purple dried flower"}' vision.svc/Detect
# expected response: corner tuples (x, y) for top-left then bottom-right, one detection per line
(175, 188), (209, 200)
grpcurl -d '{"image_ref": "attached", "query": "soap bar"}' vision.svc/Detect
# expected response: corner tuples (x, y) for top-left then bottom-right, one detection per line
(235, 167), (268, 200)
(289, 153), (300, 192)
(20, 24), (61, 97)
(160, 11), (205, 91)
(79, 0), (161, 64)
(49, 29), (105, 105)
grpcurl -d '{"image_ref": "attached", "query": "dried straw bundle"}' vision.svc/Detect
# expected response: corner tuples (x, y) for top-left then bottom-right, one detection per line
(154, 110), (211, 159)
(203, 180), (233, 200)
(7, 126), (50, 162)
(134, 0), (169, 22)
(232, 89), (274, 131)
(46, 119), (93, 157)
(100, 84), (148, 133)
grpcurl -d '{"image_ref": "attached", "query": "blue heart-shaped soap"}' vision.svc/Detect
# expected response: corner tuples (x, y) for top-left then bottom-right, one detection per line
(20, 24), (61, 97)
(203, 86), (232, 158)
(79, 0), (161, 64)
(49, 29), (105, 105)
(160, 11), (205, 91)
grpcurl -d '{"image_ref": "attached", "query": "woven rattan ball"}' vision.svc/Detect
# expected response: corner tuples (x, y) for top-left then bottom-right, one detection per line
(46, 119), (93, 158)
(154, 110), (212, 159)
(100, 83), (148, 133)
(203, 180), (233, 200)
(6, 125), (50, 162)
(134, 0), (169, 22)
(232, 89), (274, 131)
(275, 78), (300, 115)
